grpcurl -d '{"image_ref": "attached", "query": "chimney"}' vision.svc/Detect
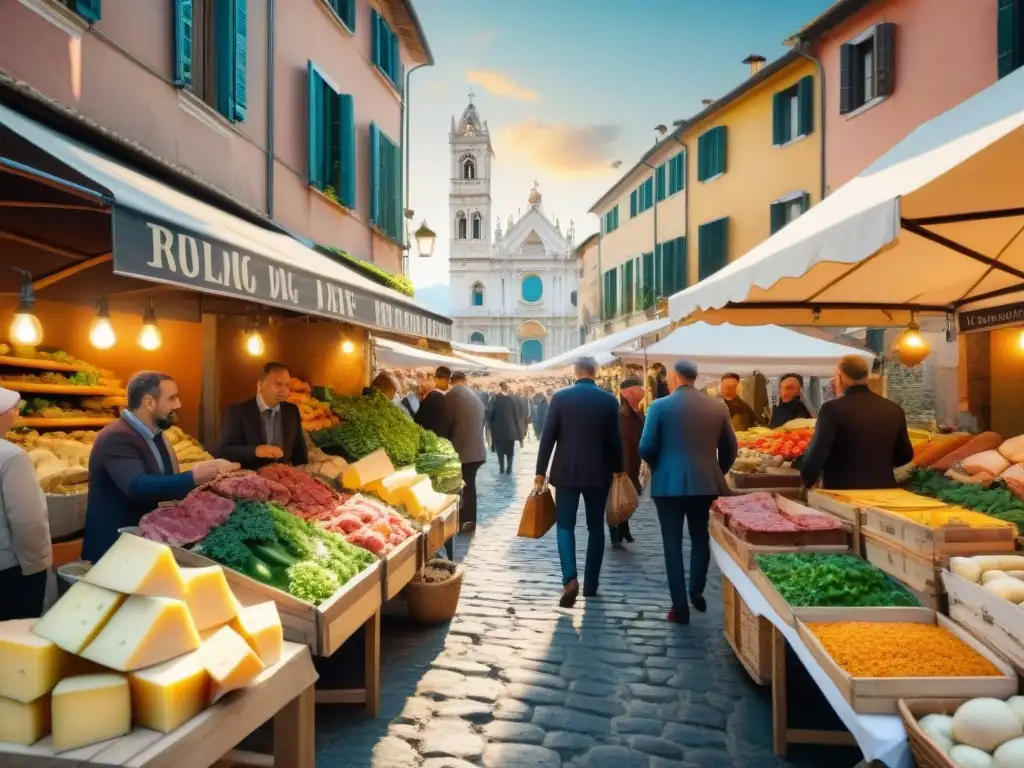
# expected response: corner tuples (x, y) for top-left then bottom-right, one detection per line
(742, 54), (767, 75)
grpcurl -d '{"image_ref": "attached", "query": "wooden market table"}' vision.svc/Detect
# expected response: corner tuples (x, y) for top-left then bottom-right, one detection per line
(0, 643), (317, 768)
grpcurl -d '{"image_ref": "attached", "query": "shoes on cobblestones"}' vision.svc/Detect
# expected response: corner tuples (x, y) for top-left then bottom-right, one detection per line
(559, 579), (579, 608)
(622, 530), (635, 543)
(667, 608), (690, 624)
(461, 522), (476, 533)
(582, 585), (598, 598)
(689, 594), (707, 613)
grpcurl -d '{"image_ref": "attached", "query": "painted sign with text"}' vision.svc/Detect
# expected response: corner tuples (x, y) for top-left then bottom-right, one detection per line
(958, 301), (1024, 334)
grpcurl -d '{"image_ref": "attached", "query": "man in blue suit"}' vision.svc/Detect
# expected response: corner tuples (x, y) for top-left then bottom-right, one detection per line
(640, 359), (737, 624)
(536, 357), (623, 608)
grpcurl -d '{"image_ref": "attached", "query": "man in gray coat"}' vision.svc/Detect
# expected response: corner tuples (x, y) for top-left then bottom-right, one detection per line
(443, 371), (487, 532)
(639, 359), (737, 624)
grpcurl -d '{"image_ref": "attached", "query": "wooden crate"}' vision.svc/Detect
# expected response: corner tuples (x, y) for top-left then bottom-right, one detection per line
(795, 610), (1017, 714)
(806, 490), (863, 554)
(862, 534), (941, 608)
(738, 598), (772, 684)
(710, 514), (848, 571)
(423, 499), (460, 560)
(861, 505), (1016, 559)
(943, 568), (1024, 674)
(383, 532), (421, 601)
(722, 574), (738, 644)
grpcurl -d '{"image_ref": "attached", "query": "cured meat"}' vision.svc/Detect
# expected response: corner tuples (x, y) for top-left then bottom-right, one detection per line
(259, 464), (339, 520)
(346, 529), (388, 556)
(139, 491), (235, 546)
(210, 471), (291, 505)
(715, 493), (844, 546)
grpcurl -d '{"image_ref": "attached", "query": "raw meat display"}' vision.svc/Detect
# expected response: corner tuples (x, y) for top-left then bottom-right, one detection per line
(139, 490), (236, 546)
(259, 463), (339, 519)
(314, 494), (416, 555)
(712, 493), (845, 547)
(208, 470), (291, 505)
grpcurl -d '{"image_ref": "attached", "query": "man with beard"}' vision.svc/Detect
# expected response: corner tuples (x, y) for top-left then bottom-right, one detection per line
(83, 372), (238, 561)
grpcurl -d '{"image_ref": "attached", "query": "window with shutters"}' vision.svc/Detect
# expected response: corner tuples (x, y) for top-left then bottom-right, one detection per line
(603, 269), (618, 319)
(698, 217), (729, 280)
(307, 62), (356, 208)
(630, 189), (638, 218)
(655, 164), (667, 203)
(657, 237), (687, 296)
(697, 126), (727, 182)
(622, 260), (635, 314)
(769, 193), (810, 235)
(369, 123), (403, 242)
(323, 0), (355, 32)
(639, 252), (656, 310)
(635, 177), (655, 214)
(771, 77), (814, 147)
(602, 205), (619, 235)
(668, 152), (685, 196)
(59, 0), (101, 22)
(998, 0), (1024, 78)
(372, 9), (403, 94)
(839, 23), (895, 116)
(174, 0), (247, 122)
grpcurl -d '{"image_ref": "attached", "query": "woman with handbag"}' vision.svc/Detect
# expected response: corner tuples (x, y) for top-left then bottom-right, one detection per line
(610, 377), (645, 547)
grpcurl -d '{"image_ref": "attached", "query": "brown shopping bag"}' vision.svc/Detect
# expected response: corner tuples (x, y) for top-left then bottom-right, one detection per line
(606, 473), (638, 526)
(638, 461), (651, 493)
(518, 484), (556, 538)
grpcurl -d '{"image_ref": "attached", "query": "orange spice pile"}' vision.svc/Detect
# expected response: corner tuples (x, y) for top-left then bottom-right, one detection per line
(807, 622), (1002, 678)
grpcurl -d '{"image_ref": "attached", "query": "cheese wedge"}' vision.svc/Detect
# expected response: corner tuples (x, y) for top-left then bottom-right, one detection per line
(32, 581), (125, 654)
(0, 694), (50, 746)
(80, 596), (200, 672)
(82, 534), (186, 600)
(342, 449), (395, 490)
(180, 566), (238, 631)
(395, 477), (453, 520)
(129, 651), (210, 733)
(0, 619), (68, 703)
(229, 602), (283, 667)
(51, 674), (130, 753)
(199, 626), (264, 703)
(379, 471), (430, 507)
(363, 466), (417, 497)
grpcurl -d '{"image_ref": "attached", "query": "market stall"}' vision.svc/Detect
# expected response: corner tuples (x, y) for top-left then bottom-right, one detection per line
(372, 335), (486, 373)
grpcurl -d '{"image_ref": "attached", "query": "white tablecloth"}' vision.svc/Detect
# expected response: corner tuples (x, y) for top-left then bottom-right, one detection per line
(712, 541), (911, 768)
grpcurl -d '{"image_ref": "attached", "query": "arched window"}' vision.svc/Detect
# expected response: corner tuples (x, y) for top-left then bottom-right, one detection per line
(463, 157), (476, 180)
(570, 290), (578, 307)
(471, 212), (482, 240)
(521, 274), (543, 303)
(455, 212), (467, 240)
(470, 331), (486, 344)
(471, 282), (484, 307)
(520, 339), (544, 364)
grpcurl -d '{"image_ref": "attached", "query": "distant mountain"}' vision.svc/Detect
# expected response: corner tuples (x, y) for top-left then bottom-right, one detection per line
(415, 283), (450, 314)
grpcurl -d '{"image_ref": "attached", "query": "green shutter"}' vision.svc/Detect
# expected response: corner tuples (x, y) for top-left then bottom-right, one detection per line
(656, 164), (666, 202)
(232, 0), (247, 121)
(341, 0), (356, 30)
(610, 269), (618, 317)
(797, 75), (814, 136)
(307, 62), (324, 188)
(769, 202), (786, 235)
(338, 93), (355, 207)
(875, 22), (896, 98)
(800, 192), (810, 213)
(654, 243), (663, 298)
(641, 252), (654, 309)
(715, 126), (727, 176)
(74, 0), (101, 22)
(215, 0), (247, 121)
(674, 237), (687, 293)
(697, 132), (707, 181)
(630, 189), (638, 217)
(659, 240), (673, 298)
(772, 91), (785, 146)
(634, 256), (642, 308)
(623, 260), (634, 313)
(369, 122), (381, 226)
(698, 218), (728, 280)
(839, 44), (854, 114)
(371, 10), (382, 68)
(174, 0), (193, 88)
(998, 0), (1020, 78)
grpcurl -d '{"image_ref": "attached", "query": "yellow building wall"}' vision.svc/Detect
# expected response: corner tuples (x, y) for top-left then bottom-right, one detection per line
(682, 59), (821, 287)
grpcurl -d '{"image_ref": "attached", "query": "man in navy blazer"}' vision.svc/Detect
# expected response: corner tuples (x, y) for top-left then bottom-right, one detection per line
(536, 357), (623, 608)
(640, 359), (737, 624)
(82, 372), (237, 562)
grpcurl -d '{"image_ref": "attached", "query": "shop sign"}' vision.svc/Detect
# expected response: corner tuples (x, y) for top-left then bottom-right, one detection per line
(958, 301), (1024, 334)
(112, 209), (451, 341)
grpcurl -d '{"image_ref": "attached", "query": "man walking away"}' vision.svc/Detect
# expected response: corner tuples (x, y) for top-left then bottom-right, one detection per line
(445, 372), (487, 532)
(487, 382), (519, 474)
(536, 357), (624, 608)
(415, 366), (451, 435)
(532, 389), (549, 440)
(514, 387), (530, 446)
(640, 360), (737, 624)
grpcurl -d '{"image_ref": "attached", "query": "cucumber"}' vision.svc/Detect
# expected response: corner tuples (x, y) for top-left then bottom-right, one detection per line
(245, 553), (276, 585)
(251, 542), (299, 568)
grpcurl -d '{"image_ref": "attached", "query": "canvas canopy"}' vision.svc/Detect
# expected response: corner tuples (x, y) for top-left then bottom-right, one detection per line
(373, 337), (484, 371)
(666, 65), (1024, 328)
(527, 317), (672, 371)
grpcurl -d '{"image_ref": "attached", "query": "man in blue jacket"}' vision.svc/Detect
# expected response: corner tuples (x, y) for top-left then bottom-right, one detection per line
(536, 357), (623, 608)
(640, 359), (737, 624)
(82, 372), (237, 562)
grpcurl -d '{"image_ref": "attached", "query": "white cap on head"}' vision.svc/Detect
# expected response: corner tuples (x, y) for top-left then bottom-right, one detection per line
(0, 387), (20, 414)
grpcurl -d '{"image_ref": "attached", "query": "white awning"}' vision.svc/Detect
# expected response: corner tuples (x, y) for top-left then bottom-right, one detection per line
(613, 323), (874, 377)
(451, 341), (513, 357)
(527, 317), (672, 371)
(666, 65), (1024, 327)
(373, 337), (484, 371)
(450, 350), (532, 375)
(0, 104), (451, 340)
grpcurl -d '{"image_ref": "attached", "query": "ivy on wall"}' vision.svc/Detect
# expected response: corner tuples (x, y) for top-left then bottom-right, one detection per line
(317, 245), (415, 298)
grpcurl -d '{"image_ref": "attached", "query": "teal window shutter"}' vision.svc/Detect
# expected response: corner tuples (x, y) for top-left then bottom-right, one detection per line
(654, 244), (663, 298)
(215, 0), (247, 122)
(772, 92), (785, 146)
(698, 218), (728, 280)
(174, 0), (193, 88)
(769, 201), (786, 235)
(74, 0), (101, 22)
(998, 0), (1020, 78)
(369, 123), (381, 226)
(797, 75), (814, 136)
(659, 240), (673, 297)
(232, 0), (247, 121)
(697, 132), (707, 181)
(630, 189), (638, 217)
(656, 164), (666, 202)
(668, 153), (684, 195)
(371, 10), (382, 69)
(338, 94), (355, 207)
(715, 126), (727, 176)
(698, 128), (725, 180)
(800, 192), (810, 213)
(839, 44), (855, 114)
(674, 236), (687, 293)
(307, 62), (324, 188)
(623, 260), (634, 313)
(341, 0), (356, 30)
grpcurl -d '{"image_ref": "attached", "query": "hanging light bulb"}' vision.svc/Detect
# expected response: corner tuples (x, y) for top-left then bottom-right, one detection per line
(138, 299), (162, 351)
(89, 297), (116, 350)
(894, 316), (931, 367)
(8, 269), (42, 346)
(1018, 329), (1024, 352)
(246, 328), (265, 357)
(341, 339), (355, 354)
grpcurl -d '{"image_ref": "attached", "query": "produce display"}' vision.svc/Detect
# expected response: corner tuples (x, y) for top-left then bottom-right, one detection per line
(287, 377), (339, 433)
(712, 493), (845, 546)
(818, 486), (1016, 531)
(908, 469), (1024, 533)
(314, 389), (421, 466)
(738, 427), (814, 461)
(0, 533), (283, 750)
(417, 557), (458, 584)
(950, 556), (1024, 606)
(806, 622), (1002, 678)
(139, 491), (237, 546)
(916, 697), (1024, 765)
(310, 494), (416, 556)
(417, 430), (465, 493)
(19, 397), (118, 420)
(755, 553), (919, 608)
(165, 426), (214, 466)
(0, 370), (119, 389)
(343, 450), (457, 524)
(259, 463), (337, 519)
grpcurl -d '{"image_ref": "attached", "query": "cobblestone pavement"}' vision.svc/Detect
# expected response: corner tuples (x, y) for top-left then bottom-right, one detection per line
(316, 440), (861, 767)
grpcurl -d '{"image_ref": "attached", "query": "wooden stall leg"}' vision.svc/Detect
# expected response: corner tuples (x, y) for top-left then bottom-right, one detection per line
(365, 608), (381, 716)
(771, 625), (788, 757)
(273, 685), (316, 768)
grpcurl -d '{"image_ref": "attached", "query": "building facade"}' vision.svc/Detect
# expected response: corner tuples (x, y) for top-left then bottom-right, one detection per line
(0, 0), (431, 276)
(575, 232), (600, 344)
(447, 100), (578, 363)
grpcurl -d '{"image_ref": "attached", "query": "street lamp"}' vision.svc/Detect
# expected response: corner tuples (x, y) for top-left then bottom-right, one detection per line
(414, 220), (436, 258)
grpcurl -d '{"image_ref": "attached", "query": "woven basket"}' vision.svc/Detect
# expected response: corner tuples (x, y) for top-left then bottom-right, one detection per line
(405, 565), (465, 624)
(738, 599), (772, 683)
(898, 698), (962, 768)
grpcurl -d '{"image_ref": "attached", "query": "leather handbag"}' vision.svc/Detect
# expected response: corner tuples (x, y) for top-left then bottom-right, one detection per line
(606, 472), (639, 526)
(517, 483), (556, 538)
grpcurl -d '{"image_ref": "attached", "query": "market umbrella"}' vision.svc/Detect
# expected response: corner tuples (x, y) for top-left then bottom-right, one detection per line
(372, 337), (485, 372)
(526, 317), (672, 372)
(665, 65), (1024, 328)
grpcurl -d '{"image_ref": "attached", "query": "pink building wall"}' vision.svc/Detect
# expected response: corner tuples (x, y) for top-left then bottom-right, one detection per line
(0, 0), (416, 275)
(811, 0), (998, 192)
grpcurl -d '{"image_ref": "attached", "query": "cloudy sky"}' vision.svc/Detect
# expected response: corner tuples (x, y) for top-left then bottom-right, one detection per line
(406, 0), (835, 308)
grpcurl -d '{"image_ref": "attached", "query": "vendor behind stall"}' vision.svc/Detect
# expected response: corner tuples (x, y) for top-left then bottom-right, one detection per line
(217, 362), (308, 469)
(84, 372), (237, 562)
(769, 373), (813, 428)
(719, 373), (762, 432)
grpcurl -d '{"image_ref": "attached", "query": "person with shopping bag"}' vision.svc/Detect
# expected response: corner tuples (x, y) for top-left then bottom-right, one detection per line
(610, 376), (645, 547)
(640, 359), (737, 624)
(535, 357), (624, 608)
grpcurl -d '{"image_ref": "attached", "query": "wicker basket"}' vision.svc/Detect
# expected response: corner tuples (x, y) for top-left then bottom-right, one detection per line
(738, 599), (772, 684)
(404, 564), (465, 624)
(898, 698), (962, 768)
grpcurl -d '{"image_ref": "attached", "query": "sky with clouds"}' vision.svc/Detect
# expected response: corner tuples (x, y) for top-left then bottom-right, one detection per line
(406, 0), (835, 306)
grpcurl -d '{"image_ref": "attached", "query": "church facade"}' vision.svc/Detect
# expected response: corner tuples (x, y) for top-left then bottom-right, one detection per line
(446, 97), (579, 364)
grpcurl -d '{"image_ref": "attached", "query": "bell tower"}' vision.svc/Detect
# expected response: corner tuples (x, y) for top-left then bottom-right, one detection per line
(448, 89), (494, 257)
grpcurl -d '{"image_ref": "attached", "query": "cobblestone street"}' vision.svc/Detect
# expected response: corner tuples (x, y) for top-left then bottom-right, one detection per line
(316, 440), (859, 768)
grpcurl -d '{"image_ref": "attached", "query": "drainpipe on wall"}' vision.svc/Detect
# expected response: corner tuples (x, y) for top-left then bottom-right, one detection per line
(795, 42), (827, 201)
(672, 137), (689, 289)
(265, 0), (275, 217)
(402, 63), (428, 276)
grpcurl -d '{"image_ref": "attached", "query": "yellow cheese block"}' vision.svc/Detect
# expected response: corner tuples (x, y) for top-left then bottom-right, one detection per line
(0, 694), (50, 746)
(80, 596), (200, 672)
(363, 466), (417, 497)
(394, 477), (453, 520)
(51, 674), (130, 753)
(199, 626), (264, 703)
(229, 602), (283, 667)
(341, 449), (395, 490)
(82, 534), (186, 600)
(380, 472), (430, 507)
(32, 581), (125, 654)
(180, 566), (239, 631)
(0, 619), (68, 703)
(128, 651), (210, 733)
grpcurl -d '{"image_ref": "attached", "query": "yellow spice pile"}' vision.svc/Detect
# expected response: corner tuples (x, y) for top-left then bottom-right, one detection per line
(808, 622), (1002, 678)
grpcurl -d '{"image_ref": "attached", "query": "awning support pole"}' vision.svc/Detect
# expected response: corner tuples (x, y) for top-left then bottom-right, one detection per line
(901, 219), (1024, 281)
(33, 253), (111, 291)
(907, 207), (1024, 226)
(0, 201), (105, 212)
(0, 228), (92, 261)
(0, 157), (111, 205)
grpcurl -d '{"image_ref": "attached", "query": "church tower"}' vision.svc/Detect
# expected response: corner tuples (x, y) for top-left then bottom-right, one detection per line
(448, 90), (494, 260)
